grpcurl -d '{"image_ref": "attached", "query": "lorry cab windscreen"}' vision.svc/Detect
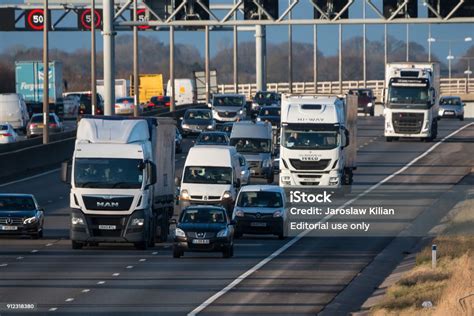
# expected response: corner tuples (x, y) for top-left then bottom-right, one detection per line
(183, 166), (232, 185)
(388, 86), (429, 107)
(74, 158), (143, 189)
(230, 138), (271, 153)
(281, 129), (339, 150)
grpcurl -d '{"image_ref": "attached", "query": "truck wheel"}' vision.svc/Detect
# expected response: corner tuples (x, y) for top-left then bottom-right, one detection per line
(157, 219), (169, 243)
(134, 241), (148, 250)
(266, 173), (274, 184)
(173, 246), (183, 258)
(370, 109), (375, 117)
(222, 245), (234, 258)
(71, 240), (84, 249)
(386, 137), (393, 142)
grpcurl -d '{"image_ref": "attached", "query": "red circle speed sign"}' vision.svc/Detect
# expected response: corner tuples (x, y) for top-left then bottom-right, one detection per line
(26, 9), (46, 31)
(80, 9), (101, 30)
(137, 9), (150, 30)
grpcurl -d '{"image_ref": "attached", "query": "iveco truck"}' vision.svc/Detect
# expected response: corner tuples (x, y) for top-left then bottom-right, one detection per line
(62, 116), (175, 250)
(383, 62), (440, 142)
(279, 95), (357, 189)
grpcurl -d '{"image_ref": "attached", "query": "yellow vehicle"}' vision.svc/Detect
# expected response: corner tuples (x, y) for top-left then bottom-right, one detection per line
(130, 74), (164, 104)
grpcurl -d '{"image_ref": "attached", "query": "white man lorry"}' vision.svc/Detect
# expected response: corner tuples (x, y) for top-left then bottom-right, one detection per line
(279, 95), (357, 189)
(62, 116), (175, 250)
(383, 62), (440, 142)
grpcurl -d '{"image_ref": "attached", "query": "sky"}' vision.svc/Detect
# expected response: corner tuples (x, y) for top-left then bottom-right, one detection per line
(1, 0), (474, 61)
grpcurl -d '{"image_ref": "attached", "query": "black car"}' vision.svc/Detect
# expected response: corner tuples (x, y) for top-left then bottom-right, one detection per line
(251, 91), (281, 115)
(215, 122), (234, 138)
(348, 88), (376, 116)
(256, 106), (281, 128)
(75, 93), (104, 117)
(171, 206), (235, 258)
(180, 109), (215, 137)
(0, 194), (44, 239)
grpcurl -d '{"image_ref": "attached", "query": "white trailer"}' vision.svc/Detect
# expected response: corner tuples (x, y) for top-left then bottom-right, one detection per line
(63, 116), (175, 249)
(279, 94), (357, 189)
(383, 62), (440, 141)
(97, 79), (129, 100)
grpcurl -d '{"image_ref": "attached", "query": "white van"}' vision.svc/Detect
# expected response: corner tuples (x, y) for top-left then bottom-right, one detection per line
(166, 79), (197, 106)
(0, 93), (29, 132)
(178, 146), (242, 214)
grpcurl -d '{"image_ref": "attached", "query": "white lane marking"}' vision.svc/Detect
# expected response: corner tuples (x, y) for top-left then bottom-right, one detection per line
(31, 250), (38, 253)
(188, 122), (474, 316)
(139, 258), (146, 262)
(49, 307), (58, 311)
(0, 168), (60, 188)
(152, 252), (158, 255)
(45, 243), (53, 247)
(16, 256), (24, 260)
(126, 265), (134, 269)
(81, 289), (91, 293)
(97, 281), (106, 285)
(112, 273), (120, 277)
(65, 298), (74, 302)
(0, 263), (8, 267)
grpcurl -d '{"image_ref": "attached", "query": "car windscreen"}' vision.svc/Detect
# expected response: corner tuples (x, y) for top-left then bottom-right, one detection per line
(0, 125), (8, 131)
(74, 158), (143, 189)
(440, 98), (461, 105)
(230, 138), (271, 153)
(259, 108), (280, 116)
(237, 191), (283, 208)
(184, 110), (212, 120)
(180, 208), (226, 224)
(196, 133), (228, 144)
(183, 166), (232, 185)
(213, 96), (244, 107)
(0, 196), (36, 211)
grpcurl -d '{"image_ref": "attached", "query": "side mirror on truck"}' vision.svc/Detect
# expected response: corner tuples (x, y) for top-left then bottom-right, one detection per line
(343, 128), (350, 148)
(175, 176), (181, 187)
(60, 160), (71, 184)
(146, 161), (157, 186)
(234, 178), (241, 188)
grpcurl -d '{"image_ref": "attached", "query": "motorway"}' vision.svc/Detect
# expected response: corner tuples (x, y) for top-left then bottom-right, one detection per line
(0, 116), (473, 315)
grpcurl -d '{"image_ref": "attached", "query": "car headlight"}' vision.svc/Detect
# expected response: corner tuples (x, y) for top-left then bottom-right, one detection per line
(234, 210), (244, 217)
(71, 216), (84, 225)
(131, 218), (144, 226)
(181, 123), (189, 129)
(273, 210), (282, 218)
(23, 216), (38, 225)
(180, 189), (190, 200)
(207, 125), (213, 129)
(256, 117), (261, 121)
(223, 191), (232, 199)
(175, 228), (186, 238)
(367, 102), (373, 107)
(251, 103), (259, 109)
(217, 228), (230, 238)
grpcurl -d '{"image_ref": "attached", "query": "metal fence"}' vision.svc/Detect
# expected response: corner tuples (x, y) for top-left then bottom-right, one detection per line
(217, 78), (474, 100)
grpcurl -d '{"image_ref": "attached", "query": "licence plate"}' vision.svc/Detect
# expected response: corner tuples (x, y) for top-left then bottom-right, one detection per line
(37, 124), (44, 128)
(445, 111), (455, 115)
(98, 225), (116, 230)
(1, 225), (18, 231)
(192, 239), (210, 244)
(250, 222), (267, 227)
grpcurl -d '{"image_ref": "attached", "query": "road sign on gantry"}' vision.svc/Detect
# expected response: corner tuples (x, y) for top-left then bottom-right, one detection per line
(313, 0), (349, 19)
(0, 9), (15, 31)
(25, 9), (51, 31)
(78, 9), (103, 31)
(174, 0), (210, 20)
(244, 0), (279, 20)
(383, 0), (417, 18)
(427, 0), (474, 18)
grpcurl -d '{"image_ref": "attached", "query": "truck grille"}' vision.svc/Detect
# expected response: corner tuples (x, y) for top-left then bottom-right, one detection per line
(289, 159), (330, 170)
(218, 111), (237, 118)
(82, 196), (134, 211)
(88, 216), (126, 238)
(392, 112), (424, 134)
(247, 161), (260, 168)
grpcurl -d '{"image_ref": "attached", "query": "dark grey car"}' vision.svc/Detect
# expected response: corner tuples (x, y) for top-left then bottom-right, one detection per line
(0, 194), (45, 239)
(180, 109), (215, 136)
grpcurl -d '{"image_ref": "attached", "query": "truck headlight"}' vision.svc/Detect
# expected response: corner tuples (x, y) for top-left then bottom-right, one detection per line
(207, 125), (214, 129)
(71, 216), (85, 225)
(131, 218), (144, 226)
(251, 103), (259, 109)
(367, 102), (373, 107)
(175, 228), (186, 238)
(256, 117), (261, 121)
(423, 120), (430, 131)
(180, 189), (190, 200)
(24, 217), (38, 225)
(234, 210), (244, 217)
(329, 176), (339, 185)
(181, 123), (189, 129)
(223, 191), (232, 199)
(217, 228), (230, 237)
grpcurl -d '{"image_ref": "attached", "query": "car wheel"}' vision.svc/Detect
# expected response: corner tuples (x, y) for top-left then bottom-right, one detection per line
(173, 246), (183, 258)
(222, 245), (234, 258)
(134, 241), (148, 250)
(176, 145), (182, 154)
(459, 115), (464, 121)
(71, 240), (84, 249)
(234, 231), (242, 239)
(370, 109), (375, 117)
(38, 229), (44, 239)
(277, 233), (285, 240)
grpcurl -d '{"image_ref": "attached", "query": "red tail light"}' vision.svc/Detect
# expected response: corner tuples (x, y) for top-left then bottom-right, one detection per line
(49, 123), (57, 128)
(165, 102), (170, 107)
(30, 123), (37, 128)
(115, 104), (120, 108)
(2, 133), (12, 137)
(147, 102), (154, 107)
(131, 105), (135, 109)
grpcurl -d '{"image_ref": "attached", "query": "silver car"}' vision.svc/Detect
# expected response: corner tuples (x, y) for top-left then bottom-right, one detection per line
(115, 97), (136, 115)
(27, 113), (64, 138)
(439, 96), (465, 121)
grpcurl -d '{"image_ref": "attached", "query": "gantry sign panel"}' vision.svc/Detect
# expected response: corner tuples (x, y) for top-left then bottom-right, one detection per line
(2, 0), (474, 32)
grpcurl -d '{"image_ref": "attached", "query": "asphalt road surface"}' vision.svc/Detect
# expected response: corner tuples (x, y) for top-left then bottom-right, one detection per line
(0, 117), (473, 315)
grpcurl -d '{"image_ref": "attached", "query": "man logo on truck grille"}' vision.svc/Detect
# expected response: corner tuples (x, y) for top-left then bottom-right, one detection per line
(97, 202), (120, 208)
